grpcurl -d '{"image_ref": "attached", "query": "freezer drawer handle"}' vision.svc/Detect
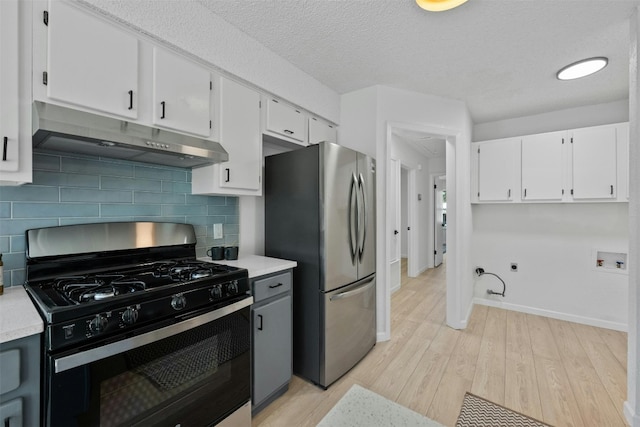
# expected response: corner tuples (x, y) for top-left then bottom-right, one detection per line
(268, 283), (283, 289)
(330, 277), (375, 301)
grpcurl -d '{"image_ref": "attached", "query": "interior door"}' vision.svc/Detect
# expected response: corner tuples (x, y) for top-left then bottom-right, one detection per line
(321, 143), (358, 291)
(434, 177), (445, 267)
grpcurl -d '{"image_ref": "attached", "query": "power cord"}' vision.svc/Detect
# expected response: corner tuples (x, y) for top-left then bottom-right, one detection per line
(475, 268), (506, 297)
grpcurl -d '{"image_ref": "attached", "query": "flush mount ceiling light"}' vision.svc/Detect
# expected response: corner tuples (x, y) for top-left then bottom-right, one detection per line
(415, 0), (468, 12)
(556, 57), (608, 80)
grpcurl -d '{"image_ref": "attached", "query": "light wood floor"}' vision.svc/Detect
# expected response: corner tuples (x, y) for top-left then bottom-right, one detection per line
(252, 258), (628, 427)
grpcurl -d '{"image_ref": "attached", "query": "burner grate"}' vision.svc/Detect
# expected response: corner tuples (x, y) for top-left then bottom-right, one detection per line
(54, 275), (146, 304)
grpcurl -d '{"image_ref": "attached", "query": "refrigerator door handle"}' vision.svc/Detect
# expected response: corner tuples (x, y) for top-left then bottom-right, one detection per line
(348, 173), (358, 264)
(329, 275), (375, 301)
(357, 173), (367, 262)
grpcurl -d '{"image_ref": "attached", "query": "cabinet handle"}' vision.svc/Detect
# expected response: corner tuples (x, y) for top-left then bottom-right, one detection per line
(610, 185), (614, 195)
(225, 168), (230, 182)
(268, 283), (283, 289)
(257, 314), (263, 331)
(524, 188), (527, 198)
(160, 101), (166, 119)
(2, 137), (7, 161)
(508, 189), (511, 199)
(283, 129), (294, 135)
(128, 90), (133, 110)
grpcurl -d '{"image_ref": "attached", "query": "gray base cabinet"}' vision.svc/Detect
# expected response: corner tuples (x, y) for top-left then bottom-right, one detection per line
(0, 334), (41, 427)
(251, 270), (292, 414)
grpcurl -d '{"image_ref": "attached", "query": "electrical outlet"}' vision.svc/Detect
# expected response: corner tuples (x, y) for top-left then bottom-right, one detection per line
(213, 223), (223, 239)
(510, 263), (518, 272)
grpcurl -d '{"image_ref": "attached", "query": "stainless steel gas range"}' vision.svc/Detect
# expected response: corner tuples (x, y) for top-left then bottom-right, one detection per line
(23, 222), (252, 427)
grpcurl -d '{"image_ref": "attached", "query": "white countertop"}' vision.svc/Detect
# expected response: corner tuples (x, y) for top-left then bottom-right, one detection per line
(0, 286), (44, 344)
(198, 254), (297, 278)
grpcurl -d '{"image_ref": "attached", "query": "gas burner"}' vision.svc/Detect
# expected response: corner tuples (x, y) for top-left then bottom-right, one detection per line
(190, 269), (213, 280)
(54, 275), (146, 304)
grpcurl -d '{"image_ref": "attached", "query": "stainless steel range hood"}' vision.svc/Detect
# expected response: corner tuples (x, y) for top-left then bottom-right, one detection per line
(32, 102), (228, 168)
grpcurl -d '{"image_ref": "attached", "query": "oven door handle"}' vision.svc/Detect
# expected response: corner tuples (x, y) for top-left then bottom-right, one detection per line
(53, 296), (253, 374)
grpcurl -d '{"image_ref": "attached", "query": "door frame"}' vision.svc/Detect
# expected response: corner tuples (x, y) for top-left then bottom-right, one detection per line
(430, 173), (446, 268)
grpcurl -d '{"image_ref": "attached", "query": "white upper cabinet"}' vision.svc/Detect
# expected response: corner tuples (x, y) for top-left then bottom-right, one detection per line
(192, 77), (262, 196)
(0, 0), (20, 173)
(264, 98), (307, 145)
(521, 131), (566, 201)
(308, 116), (337, 145)
(45, 0), (138, 119)
(477, 137), (520, 202)
(571, 125), (617, 200)
(152, 48), (211, 137)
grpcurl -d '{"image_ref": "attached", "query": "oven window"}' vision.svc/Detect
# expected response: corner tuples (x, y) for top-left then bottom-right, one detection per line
(47, 307), (250, 427)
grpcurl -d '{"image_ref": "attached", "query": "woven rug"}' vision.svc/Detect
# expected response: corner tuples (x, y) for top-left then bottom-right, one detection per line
(317, 384), (444, 427)
(456, 392), (553, 427)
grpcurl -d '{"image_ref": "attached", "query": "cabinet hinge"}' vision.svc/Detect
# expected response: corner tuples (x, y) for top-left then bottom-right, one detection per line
(571, 189), (574, 195)
(43, 10), (49, 26)
(42, 71), (48, 85)
(571, 137), (573, 143)
(562, 138), (564, 144)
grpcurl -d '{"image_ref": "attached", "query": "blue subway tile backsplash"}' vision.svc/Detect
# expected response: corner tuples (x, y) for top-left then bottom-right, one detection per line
(0, 153), (239, 287)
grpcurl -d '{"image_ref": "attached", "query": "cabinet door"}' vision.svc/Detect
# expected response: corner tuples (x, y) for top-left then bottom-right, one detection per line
(46, 1), (138, 119)
(477, 138), (520, 202)
(521, 131), (565, 201)
(308, 117), (336, 145)
(218, 78), (261, 190)
(0, 0), (20, 172)
(571, 126), (617, 199)
(152, 48), (211, 137)
(252, 295), (292, 407)
(265, 99), (306, 143)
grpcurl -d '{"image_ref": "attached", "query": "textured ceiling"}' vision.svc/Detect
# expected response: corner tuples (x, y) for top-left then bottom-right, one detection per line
(197, 0), (638, 124)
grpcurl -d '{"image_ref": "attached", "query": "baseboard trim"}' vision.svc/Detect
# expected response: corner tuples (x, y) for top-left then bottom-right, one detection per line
(390, 284), (401, 294)
(377, 331), (390, 343)
(473, 297), (628, 332)
(624, 401), (640, 427)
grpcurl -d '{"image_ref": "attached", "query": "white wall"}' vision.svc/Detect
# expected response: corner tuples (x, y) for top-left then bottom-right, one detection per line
(471, 102), (630, 331)
(625, 6), (639, 427)
(472, 203), (629, 330)
(473, 99), (628, 141)
(78, 0), (340, 124)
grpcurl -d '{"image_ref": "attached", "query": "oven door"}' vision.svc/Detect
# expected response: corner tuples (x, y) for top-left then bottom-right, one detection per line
(45, 297), (252, 427)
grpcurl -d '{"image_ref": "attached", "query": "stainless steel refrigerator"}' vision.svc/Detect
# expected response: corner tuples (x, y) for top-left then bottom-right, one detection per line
(265, 141), (376, 388)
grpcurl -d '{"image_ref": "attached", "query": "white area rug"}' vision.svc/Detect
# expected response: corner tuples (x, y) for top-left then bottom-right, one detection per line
(317, 384), (445, 427)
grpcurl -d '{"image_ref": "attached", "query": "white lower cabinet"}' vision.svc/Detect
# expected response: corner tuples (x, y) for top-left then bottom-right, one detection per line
(192, 77), (262, 196)
(477, 137), (520, 202)
(571, 124), (617, 200)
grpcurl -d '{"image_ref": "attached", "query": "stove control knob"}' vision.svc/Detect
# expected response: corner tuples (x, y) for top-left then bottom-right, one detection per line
(227, 280), (239, 295)
(210, 285), (222, 299)
(171, 295), (187, 311)
(89, 315), (108, 334)
(121, 307), (139, 325)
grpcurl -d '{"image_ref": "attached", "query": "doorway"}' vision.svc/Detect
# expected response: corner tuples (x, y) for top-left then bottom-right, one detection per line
(433, 175), (446, 267)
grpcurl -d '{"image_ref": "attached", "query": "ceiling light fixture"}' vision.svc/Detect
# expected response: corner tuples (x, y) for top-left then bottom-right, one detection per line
(415, 0), (468, 12)
(556, 57), (608, 80)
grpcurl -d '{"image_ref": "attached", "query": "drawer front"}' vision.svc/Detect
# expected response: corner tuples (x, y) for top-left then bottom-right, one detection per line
(253, 272), (291, 302)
